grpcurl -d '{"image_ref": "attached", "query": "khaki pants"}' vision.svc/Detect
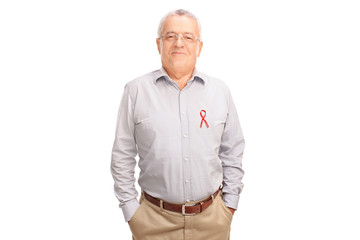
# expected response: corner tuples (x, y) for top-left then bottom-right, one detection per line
(128, 191), (233, 240)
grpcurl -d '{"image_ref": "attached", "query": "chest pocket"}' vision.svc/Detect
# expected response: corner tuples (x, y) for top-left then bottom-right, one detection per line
(191, 109), (227, 137)
(134, 112), (180, 139)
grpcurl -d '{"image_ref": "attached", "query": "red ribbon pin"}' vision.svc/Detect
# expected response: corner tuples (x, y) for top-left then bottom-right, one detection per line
(200, 110), (209, 128)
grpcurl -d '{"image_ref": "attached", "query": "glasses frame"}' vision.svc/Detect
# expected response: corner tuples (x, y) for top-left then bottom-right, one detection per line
(159, 32), (201, 44)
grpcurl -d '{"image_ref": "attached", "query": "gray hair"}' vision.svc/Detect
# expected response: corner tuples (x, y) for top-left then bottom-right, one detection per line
(157, 9), (202, 40)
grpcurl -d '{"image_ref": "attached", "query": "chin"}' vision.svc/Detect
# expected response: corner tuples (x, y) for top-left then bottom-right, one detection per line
(172, 63), (189, 69)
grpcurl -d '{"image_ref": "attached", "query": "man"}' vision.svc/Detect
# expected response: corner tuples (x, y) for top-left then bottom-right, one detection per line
(111, 9), (245, 240)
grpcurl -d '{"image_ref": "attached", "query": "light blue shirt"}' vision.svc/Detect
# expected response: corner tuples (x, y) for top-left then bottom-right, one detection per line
(111, 67), (245, 222)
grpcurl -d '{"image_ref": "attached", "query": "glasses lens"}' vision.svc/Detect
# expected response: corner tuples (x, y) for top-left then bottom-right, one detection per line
(184, 34), (195, 43)
(165, 33), (176, 41)
(163, 33), (197, 43)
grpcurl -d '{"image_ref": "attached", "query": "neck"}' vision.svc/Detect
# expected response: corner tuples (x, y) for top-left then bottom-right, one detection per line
(163, 66), (195, 82)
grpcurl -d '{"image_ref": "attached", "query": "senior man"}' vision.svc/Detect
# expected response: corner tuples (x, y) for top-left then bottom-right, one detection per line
(111, 9), (245, 240)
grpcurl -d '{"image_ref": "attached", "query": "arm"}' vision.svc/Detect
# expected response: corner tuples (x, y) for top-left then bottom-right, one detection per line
(219, 88), (245, 212)
(111, 84), (139, 222)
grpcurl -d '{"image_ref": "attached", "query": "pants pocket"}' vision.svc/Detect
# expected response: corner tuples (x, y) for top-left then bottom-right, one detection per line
(128, 194), (145, 224)
(219, 194), (234, 220)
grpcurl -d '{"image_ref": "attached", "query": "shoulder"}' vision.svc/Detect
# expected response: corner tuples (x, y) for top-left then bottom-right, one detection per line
(125, 70), (157, 89)
(123, 70), (158, 97)
(198, 71), (231, 95)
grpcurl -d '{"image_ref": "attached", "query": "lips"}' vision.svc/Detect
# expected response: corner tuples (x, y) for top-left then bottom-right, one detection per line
(172, 51), (185, 55)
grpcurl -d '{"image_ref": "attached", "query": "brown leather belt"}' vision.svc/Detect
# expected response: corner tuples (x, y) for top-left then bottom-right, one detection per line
(143, 189), (220, 215)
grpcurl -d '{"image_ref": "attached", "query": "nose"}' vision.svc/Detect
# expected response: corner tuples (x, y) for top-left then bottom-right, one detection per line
(174, 34), (185, 47)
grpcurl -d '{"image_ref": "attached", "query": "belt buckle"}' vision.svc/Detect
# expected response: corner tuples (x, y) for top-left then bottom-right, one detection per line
(182, 203), (197, 216)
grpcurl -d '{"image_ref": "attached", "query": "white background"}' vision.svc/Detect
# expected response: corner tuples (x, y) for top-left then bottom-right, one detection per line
(1, 0), (359, 239)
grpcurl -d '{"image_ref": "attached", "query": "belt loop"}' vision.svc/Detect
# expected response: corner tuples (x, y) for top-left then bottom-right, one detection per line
(140, 190), (144, 202)
(200, 201), (204, 212)
(160, 199), (164, 210)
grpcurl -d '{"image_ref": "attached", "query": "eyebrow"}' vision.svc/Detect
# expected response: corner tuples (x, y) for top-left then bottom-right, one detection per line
(165, 31), (195, 35)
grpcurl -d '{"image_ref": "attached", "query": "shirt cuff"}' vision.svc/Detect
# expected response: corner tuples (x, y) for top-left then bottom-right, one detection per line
(222, 193), (240, 210)
(121, 198), (140, 222)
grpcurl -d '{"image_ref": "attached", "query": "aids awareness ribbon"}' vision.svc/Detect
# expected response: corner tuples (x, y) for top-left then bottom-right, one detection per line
(200, 110), (209, 128)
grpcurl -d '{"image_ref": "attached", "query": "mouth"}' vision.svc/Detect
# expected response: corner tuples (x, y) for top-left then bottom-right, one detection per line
(172, 52), (185, 55)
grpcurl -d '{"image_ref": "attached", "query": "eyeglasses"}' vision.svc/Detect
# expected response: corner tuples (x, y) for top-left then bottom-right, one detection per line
(159, 32), (200, 44)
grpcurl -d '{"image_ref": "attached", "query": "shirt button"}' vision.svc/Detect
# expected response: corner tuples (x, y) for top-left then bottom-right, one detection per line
(183, 134), (188, 138)
(186, 199), (191, 202)
(184, 157), (189, 161)
(185, 178), (190, 183)
(182, 111), (185, 115)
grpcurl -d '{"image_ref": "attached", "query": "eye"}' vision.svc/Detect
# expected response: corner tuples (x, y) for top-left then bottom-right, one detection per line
(184, 35), (195, 41)
(166, 34), (176, 40)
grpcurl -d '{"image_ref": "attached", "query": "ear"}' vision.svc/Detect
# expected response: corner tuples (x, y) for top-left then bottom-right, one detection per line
(156, 38), (161, 54)
(197, 41), (203, 57)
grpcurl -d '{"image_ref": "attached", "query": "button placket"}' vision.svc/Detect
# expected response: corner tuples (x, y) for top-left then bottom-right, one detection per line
(179, 90), (192, 202)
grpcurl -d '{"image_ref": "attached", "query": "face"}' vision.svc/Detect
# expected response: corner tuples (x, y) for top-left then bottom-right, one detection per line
(156, 15), (203, 73)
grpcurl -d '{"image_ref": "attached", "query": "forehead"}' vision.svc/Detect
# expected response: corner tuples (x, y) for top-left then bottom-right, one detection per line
(162, 15), (199, 35)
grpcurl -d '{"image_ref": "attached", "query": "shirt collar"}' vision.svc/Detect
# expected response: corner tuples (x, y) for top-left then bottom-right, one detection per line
(153, 67), (207, 86)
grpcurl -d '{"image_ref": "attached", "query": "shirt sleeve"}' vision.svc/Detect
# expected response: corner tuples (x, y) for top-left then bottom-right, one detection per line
(219, 88), (245, 210)
(111, 84), (140, 222)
